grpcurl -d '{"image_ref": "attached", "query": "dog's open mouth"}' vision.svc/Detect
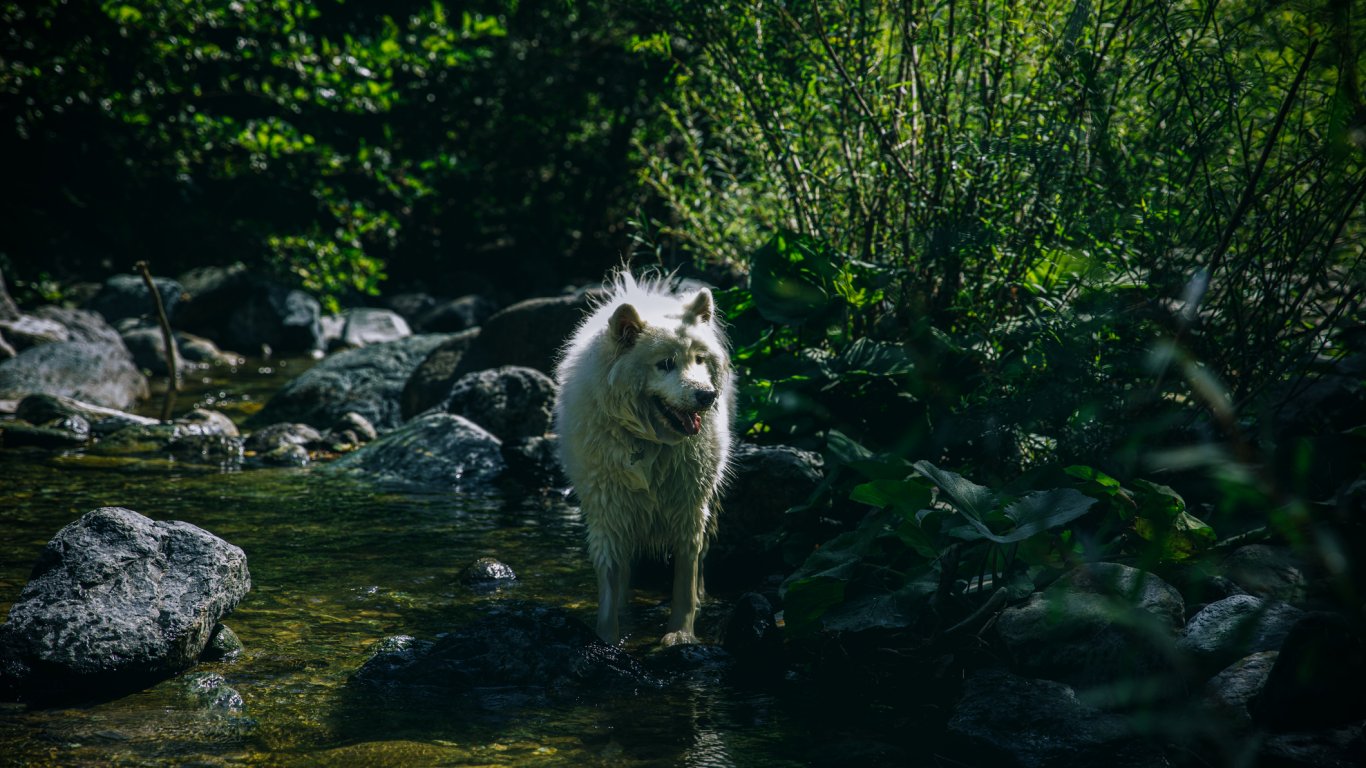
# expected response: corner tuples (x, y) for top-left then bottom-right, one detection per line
(654, 398), (704, 436)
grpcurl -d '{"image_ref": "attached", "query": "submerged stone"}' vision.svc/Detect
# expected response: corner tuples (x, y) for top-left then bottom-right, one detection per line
(351, 603), (661, 709)
(324, 411), (505, 489)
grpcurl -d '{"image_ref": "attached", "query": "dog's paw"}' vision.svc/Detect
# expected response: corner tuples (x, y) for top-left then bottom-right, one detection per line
(660, 630), (699, 647)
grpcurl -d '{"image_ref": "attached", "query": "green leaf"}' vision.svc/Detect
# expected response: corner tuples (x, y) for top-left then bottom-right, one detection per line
(993, 488), (1097, 543)
(849, 478), (930, 511)
(820, 338), (915, 378)
(782, 576), (847, 637)
(912, 460), (997, 522)
(1065, 464), (1122, 494)
(748, 231), (840, 324)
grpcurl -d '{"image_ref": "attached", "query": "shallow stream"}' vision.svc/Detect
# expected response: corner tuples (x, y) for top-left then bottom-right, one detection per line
(0, 361), (815, 767)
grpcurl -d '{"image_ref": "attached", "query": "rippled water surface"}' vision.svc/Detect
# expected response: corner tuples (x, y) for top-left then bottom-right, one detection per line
(0, 362), (811, 767)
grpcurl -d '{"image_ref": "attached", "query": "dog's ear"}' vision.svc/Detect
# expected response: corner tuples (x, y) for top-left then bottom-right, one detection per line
(608, 303), (644, 347)
(684, 288), (714, 324)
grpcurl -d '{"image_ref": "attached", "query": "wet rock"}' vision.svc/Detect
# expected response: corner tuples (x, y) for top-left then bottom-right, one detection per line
(414, 294), (499, 334)
(249, 333), (453, 432)
(0, 417), (90, 449)
(722, 592), (784, 680)
(460, 557), (517, 589)
(121, 323), (237, 374)
(399, 328), (479, 420)
(350, 603), (661, 708)
(449, 291), (599, 380)
(341, 308), (412, 348)
(175, 265), (322, 355)
(1251, 612), (1366, 732)
(325, 411), (505, 489)
(0, 329), (13, 360)
(383, 292), (441, 324)
(713, 443), (824, 587)
(179, 672), (245, 712)
(1178, 595), (1301, 676)
(176, 330), (239, 366)
(244, 422), (325, 454)
(643, 643), (734, 683)
(1222, 545), (1307, 605)
(261, 443), (309, 466)
(0, 314), (70, 350)
(501, 434), (562, 483)
(949, 669), (1164, 768)
(0, 507), (251, 703)
(14, 393), (157, 436)
(0, 340), (148, 410)
(995, 563), (1185, 706)
(94, 409), (243, 463)
(441, 366), (556, 441)
(30, 305), (127, 348)
(1261, 724), (1366, 768)
(87, 274), (185, 324)
(120, 325), (187, 375)
(201, 624), (244, 662)
(1203, 651), (1277, 731)
(319, 313), (345, 350)
(327, 411), (377, 445)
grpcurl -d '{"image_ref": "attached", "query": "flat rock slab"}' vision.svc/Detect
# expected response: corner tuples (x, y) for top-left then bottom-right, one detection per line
(0, 507), (251, 704)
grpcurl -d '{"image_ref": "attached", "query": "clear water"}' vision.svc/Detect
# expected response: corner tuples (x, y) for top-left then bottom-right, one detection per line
(0, 361), (815, 767)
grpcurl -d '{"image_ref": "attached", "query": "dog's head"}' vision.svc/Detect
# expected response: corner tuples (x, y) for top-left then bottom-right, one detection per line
(605, 288), (729, 445)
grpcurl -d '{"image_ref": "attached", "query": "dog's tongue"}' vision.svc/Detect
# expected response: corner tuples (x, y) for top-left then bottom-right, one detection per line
(675, 408), (702, 435)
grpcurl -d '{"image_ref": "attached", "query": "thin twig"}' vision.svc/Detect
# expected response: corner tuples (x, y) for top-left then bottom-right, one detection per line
(135, 261), (178, 421)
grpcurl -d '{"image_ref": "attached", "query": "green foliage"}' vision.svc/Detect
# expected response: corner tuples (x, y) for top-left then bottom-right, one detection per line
(1, 0), (670, 302)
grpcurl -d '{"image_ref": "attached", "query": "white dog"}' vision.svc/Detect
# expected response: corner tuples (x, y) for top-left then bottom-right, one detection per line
(554, 272), (733, 646)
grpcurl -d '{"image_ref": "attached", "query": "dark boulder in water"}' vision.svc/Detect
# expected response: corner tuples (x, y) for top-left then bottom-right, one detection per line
(249, 333), (452, 432)
(441, 365), (556, 442)
(0, 507), (251, 704)
(350, 603), (661, 709)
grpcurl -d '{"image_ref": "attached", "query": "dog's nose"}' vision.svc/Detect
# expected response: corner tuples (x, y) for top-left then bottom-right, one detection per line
(695, 389), (717, 409)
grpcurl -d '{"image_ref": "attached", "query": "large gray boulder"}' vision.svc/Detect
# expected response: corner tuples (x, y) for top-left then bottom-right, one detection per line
(0, 340), (148, 410)
(1178, 595), (1301, 676)
(324, 411), (504, 489)
(441, 366), (556, 442)
(249, 333), (452, 431)
(0, 314), (69, 351)
(0, 507), (251, 703)
(31, 305), (127, 348)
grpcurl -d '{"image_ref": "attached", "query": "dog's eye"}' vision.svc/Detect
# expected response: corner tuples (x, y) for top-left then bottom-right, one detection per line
(656, 358), (675, 372)
(694, 355), (706, 365)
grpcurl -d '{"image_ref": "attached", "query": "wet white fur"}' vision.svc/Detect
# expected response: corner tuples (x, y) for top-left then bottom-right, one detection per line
(554, 272), (733, 645)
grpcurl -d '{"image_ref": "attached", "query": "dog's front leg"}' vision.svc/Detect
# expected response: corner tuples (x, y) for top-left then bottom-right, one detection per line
(662, 543), (701, 646)
(594, 556), (632, 644)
